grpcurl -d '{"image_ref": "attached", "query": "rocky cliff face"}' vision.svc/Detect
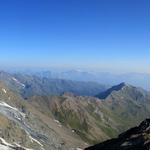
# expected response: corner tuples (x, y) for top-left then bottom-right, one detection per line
(85, 119), (150, 150)
(0, 82), (86, 150)
(1, 75), (150, 150)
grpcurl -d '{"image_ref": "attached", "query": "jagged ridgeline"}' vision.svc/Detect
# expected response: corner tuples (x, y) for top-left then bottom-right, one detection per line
(0, 71), (150, 149)
(85, 119), (150, 150)
(0, 71), (108, 98)
(29, 82), (150, 145)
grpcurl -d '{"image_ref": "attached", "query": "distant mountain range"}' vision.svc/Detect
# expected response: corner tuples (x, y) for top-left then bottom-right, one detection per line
(0, 70), (150, 149)
(9, 69), (150, 90)
(0, 71), (108, 98)
(50, 70), (150, 91)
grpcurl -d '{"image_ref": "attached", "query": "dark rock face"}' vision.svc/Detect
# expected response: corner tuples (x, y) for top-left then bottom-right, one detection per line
(96, 82), (127, 99)
(96, 82), (150, 101)
(85, 119), (150, 150)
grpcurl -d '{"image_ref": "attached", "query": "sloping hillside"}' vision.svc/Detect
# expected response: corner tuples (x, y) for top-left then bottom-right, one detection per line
(0, 82), (87, 150)
(29, 83), (150, 144)
(85, 119), (150, 150)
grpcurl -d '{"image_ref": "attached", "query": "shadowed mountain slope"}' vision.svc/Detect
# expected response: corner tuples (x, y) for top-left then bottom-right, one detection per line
(85, 119), (150, 150)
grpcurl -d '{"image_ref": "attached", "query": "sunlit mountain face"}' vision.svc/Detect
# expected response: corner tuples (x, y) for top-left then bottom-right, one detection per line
(0, 0), (150, 149)
(0, 70), (150, 149)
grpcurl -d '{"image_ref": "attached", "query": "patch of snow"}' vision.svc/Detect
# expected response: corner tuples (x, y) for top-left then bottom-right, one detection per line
(13, 143), (33, 150)
(54, 119), (60, 124)
(12, 77), (18, 82)
(0, 137), (33, 150)
(2, 88), (7, 94)
(0, 137), (13, 147)
(29, 136), (43, 146)
(29, 135), (45, 150)
(12, 77), (25, 88)
(54, 119), (62, 127)
(0, 102), (47, 150)
(0, 101), (26, 121)
(0, 102), (18, 111)
(0, 144), (11, 150)
(76, 148), (83, 150)
(94, 108), (105, 122)
(84, 143), (88, 146)
(26, 131), (44, 148)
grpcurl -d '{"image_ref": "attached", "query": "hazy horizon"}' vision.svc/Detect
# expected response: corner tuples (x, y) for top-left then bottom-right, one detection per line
(1, 65), (150, 75)
(0, 0), (150, 73)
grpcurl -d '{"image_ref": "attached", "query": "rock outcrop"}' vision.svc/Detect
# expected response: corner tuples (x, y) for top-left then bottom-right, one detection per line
(85, 119), (150, 150)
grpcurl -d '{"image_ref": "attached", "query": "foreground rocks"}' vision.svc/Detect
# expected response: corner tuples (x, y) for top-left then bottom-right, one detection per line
(85, 119), (150, 150)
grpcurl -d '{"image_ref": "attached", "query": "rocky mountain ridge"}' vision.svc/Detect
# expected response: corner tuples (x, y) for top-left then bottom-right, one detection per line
(0, 82), (87, 150)
(0, 72), (150, 149)
(29, 82), (150, 145)
(85, 119), (150, 150)
(0, 71), (108, 98)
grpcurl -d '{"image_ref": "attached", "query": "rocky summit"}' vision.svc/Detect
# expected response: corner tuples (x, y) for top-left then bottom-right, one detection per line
(1, 71), (150, 149)
(85, 119), (150, 150)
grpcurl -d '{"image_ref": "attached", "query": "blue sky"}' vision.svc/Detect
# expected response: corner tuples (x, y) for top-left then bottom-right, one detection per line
(0, 0), (150, 73)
